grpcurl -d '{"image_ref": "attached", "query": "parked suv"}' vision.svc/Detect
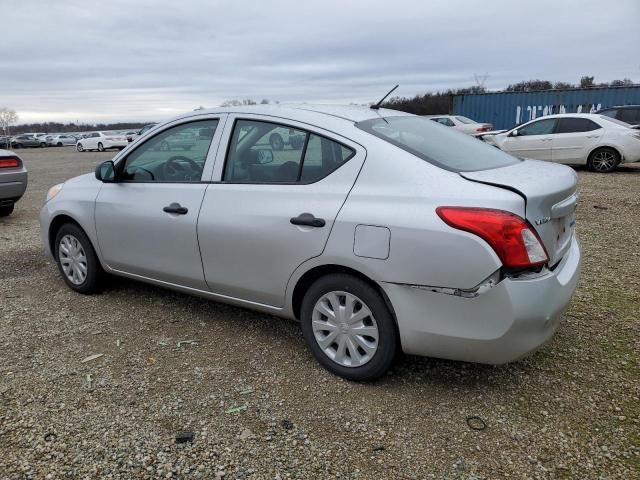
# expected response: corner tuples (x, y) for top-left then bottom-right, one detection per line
(597, 105), (640, 126)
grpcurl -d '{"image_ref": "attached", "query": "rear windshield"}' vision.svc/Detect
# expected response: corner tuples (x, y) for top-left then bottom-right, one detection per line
(599, 115), (631, 127)
(356, 116), (519, 172)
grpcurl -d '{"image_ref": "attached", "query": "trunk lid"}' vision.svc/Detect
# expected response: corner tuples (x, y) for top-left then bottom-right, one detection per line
(460, 159), (578, 266)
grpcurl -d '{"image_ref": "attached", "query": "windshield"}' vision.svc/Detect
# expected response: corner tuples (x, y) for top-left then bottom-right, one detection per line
(455, 116), (477, 124)
(356, 116), (519, 172)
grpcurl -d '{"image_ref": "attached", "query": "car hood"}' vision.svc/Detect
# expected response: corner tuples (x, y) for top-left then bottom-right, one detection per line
(460, 159), (578, 266)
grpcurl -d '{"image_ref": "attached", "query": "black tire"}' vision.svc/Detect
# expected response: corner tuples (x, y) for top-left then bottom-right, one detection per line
(41, 142), (47, 148)
(97, 142), (105, 152)
(269, 133), (284, 151)
(56, 142), (62, 147)
(77, 143), (84, 152)
(587, 147), (620, 173)
(301, 273), (398, 381)
(14, 143), (22, 149)
(54, 223), (104, 294)
(0, 204), (14, 217)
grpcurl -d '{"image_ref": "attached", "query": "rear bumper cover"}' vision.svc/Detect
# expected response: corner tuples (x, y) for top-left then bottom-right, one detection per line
(382, 236), (581, 364)
(0, 167), (28, 203)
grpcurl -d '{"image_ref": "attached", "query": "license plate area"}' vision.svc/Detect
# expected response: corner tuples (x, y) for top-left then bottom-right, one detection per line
(552, 213), (575, 260)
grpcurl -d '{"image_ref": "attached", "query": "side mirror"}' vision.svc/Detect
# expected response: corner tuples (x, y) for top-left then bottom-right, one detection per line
(510, 129), (519, 137)
(256, 149), (274, 165)
(95, 160), (116, 182)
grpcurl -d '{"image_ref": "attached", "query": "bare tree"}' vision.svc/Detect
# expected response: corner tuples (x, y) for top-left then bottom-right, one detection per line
(0, 108), (18, 137)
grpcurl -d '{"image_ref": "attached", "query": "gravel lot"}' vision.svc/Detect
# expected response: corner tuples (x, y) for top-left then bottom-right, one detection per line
(1, 147), (638, 479)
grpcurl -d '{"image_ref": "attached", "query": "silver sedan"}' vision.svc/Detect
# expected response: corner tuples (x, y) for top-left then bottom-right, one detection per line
(0, 149), (27, 217)
(40, 105), (581, 381)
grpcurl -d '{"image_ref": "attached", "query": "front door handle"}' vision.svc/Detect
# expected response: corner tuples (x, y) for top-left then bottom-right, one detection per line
(290, 213), (325, 228)
(163, 202), (188, 215)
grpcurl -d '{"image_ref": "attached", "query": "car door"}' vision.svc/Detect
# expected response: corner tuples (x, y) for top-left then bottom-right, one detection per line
(198, 115), (365, 307)
(552, 117), (603, 164)
(499, 118), (556, 160)
(84, 133), (97, 149)
(94, 116), (225, 289)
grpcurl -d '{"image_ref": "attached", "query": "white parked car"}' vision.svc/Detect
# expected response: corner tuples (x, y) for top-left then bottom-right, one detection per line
(76, 132), (128, 152)
(426, 115), (493, 135)
(484, 114), (640, 172)
(47, 134), (78, 147)
(41, 105), (581, 381)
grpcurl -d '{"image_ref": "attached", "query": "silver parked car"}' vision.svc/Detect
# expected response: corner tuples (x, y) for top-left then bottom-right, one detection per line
(47, 134), (78, 147)
(0, 149), (28, 216)
(40, 105), (581, 380)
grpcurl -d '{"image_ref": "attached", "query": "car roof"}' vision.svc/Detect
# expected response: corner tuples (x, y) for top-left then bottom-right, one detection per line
(599, 105), (640, 110)
(173, 104), (410, 125)
(527, 113), (607, 119)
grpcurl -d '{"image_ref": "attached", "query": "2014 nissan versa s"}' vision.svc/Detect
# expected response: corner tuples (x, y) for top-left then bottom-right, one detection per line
(40, 105), (581, 380)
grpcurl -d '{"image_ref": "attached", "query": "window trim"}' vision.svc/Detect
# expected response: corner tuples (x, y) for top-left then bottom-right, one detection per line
(220, 118), (356, 185)
(115, 118), (223, 184)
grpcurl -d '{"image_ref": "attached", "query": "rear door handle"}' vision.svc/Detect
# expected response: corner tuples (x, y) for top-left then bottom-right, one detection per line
(290, 213), (325, 228)
(163, 202), (188, 215)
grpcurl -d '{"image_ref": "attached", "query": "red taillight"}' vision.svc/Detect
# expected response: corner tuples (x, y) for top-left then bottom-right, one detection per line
(436, 207), (548, 269)
(476, 125), (492, 132)
(0, 157), (20, 169)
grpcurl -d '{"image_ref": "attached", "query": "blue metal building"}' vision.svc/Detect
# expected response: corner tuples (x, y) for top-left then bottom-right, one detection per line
(452, 86), (640, 130)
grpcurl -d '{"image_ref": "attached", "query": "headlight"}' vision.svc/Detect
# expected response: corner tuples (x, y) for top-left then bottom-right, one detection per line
(46, 183), (64, 202)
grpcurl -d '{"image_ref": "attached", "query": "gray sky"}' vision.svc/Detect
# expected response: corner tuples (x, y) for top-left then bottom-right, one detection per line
(2, 0), (639, 124)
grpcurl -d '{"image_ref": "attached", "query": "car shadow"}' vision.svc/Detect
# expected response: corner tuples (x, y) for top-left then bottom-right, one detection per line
(100, 276), (531, 389)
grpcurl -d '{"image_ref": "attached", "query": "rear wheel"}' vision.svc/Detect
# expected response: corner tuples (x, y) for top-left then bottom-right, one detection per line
(97, 142), (105, 152)
(301, 274), (397, 381)
(0, 204), (14, 217)
(588, 147), (620, 173)
(54, 223), (103, 294)
(41, 142), (47, 148)
(56, 142), (62, 147)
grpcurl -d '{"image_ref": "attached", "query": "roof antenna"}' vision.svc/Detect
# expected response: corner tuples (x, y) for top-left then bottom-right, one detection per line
(370, 84), (399, 110)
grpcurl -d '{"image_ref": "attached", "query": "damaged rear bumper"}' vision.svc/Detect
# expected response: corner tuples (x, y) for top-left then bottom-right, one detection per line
(381, 236), (581, 364)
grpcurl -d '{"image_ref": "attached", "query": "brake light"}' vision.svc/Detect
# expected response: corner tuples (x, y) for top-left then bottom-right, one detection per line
(436, 207), (548, 269)
(0, 157), (20, 168)
(475, 125), (492, 132)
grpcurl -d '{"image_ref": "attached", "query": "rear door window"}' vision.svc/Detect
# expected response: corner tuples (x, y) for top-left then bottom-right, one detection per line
(554, 118), (601, 133)
(223, 119), (354, 183)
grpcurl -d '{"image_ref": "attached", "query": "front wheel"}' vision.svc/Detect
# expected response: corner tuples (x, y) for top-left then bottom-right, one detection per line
(76, 143), (84, 152)
(588, 147), (620, 173)
(0, 204), (14, 217)
(97, 142), (105, 152)
(41, 142), (47, 148)
(301, 274), (398, 381)
(54, 223), (104, 294)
